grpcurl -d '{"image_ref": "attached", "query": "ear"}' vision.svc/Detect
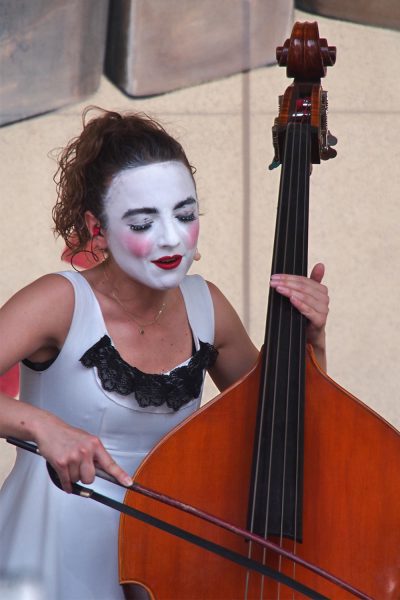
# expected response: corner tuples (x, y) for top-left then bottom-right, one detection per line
(84, 211), (107, 249)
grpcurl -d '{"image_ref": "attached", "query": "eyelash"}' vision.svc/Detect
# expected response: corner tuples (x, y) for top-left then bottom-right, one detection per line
(129, 223), (152, 232)
(128, 213), (197, 232)
(177, 213), (197, 222)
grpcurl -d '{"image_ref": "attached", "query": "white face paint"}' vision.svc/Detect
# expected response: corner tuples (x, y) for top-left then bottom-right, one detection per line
(103, 161), (200, 290)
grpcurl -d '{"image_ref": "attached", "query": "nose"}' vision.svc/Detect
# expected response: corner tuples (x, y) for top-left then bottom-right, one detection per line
(158, 218), (181, 249)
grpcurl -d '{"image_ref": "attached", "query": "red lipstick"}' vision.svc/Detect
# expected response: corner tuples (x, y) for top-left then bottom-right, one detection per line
(151, 255), (183, 270)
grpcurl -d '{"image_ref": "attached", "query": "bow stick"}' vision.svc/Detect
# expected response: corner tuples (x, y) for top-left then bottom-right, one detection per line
(7, 437), (372, 600)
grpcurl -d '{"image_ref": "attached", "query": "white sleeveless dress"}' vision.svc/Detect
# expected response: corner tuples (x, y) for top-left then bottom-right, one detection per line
(0, 271), (216, 600)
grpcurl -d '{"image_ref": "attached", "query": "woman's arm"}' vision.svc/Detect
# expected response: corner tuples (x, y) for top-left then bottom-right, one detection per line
(0, 275), (133, 492)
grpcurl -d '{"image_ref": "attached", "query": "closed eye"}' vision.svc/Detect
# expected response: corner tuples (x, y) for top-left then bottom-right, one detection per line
(176, 212), (197, 223)
(129, 222), (152, 232)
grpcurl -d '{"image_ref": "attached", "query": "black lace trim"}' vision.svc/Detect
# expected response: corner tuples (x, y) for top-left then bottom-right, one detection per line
(79, 335), (218, 412)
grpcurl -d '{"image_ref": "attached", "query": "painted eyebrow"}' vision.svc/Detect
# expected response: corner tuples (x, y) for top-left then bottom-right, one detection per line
(122, 207), (156, 219)
(174, 196), (197, 210)
(121, 196), (196, 219)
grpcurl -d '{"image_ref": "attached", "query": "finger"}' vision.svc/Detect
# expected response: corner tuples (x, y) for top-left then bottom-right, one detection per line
(289, 294), (327, 327)
(309, 262), (325, 284)
(272, 284), (329, 313)
(53, 463), (73, 494)
(271, 262), (326, 287)
(54, 447), (94, 489)
(103, 460), (133, 488)
(78, 452), (96, 485)
(68, 462), (82, 484)
(95, 449), (133, 487)
(270, 274), (326, 296)
(273, 285), (328, 328)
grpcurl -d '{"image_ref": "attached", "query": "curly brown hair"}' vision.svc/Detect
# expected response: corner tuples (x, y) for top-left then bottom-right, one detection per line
(52, 106), (195, 256)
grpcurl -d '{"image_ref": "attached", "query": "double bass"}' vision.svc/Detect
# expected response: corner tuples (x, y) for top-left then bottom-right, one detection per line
(116, 21), (400, 599)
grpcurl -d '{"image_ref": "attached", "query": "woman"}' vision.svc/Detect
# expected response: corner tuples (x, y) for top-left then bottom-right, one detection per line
(0, 108), (328, 600)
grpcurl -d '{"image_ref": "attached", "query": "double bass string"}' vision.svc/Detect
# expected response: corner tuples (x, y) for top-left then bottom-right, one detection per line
(244, 120), (305, 597)
(243, 151), (291, 596)
(275, 120), (309, 593)
(243, 132), (287, 596)
(283, 119), (311, 592)
(255, 120), (294, 596)
(288, 119), (311, 590)
(276, 119), (299, 579)
(248, 119), (310, 598)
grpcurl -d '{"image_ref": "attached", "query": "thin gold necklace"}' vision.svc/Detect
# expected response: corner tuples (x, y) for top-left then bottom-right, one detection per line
(102, 262), (167, 335)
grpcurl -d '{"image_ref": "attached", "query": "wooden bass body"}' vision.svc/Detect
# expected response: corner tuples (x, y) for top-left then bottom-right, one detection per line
(119, 347), (400, 599)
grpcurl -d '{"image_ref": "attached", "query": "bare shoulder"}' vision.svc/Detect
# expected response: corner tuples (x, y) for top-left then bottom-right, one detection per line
(2, 273), (74, 316)
(0, 274), (75, 370)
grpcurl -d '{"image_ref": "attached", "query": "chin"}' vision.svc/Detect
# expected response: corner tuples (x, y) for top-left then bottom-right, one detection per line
(150, 270), (190, 290)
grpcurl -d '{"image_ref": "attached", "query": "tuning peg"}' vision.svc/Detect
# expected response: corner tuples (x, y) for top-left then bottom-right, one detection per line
(321, 146), (337, 160)
(268, 159), (281, 170)
(327, 131), (337, 146)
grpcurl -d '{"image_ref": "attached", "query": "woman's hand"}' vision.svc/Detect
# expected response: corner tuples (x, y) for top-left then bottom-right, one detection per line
(34, 416), (133, 493)
(269, 262), (329, 370)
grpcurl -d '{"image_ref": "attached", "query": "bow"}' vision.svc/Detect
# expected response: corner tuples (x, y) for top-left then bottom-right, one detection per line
(7, 437), (371, 600)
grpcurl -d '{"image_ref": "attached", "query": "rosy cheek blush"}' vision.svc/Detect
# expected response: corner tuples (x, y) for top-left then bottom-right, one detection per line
(122, 232), (153, 258)
(187, 220), (200, 249)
